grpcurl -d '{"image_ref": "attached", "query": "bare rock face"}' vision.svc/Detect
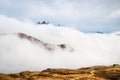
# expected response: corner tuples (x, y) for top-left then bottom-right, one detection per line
(17, 33), (73, 52)
(0, 65), (120, 80)
(18, 33), (55, 51)
(0, 33), (73, 52)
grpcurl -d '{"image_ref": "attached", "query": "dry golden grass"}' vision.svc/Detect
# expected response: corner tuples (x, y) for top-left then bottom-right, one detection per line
(0, 64), (120, 80)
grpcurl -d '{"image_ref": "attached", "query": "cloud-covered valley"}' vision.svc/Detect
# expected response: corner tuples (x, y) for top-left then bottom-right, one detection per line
(0, 15), (120, 73)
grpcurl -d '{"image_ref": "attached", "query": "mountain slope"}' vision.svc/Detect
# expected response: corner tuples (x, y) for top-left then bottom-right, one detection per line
(0, 65), (120, 80)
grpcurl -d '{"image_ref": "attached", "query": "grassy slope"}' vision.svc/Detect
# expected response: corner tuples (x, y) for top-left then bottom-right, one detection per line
(0, 65), (120, 80)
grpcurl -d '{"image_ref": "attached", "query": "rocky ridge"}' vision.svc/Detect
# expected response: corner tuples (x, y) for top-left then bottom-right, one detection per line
(17, 33), (73, 52)
(0, 65), (120, 80)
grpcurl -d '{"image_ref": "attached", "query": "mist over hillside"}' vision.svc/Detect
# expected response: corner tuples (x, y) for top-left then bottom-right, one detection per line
(0, 15), (120, 73)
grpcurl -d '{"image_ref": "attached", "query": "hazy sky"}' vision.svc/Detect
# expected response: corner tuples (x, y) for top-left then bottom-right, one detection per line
(0, 0), (120, 32)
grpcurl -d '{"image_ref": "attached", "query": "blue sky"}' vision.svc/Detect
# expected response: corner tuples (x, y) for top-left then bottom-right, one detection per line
(0, 0), (120, 33)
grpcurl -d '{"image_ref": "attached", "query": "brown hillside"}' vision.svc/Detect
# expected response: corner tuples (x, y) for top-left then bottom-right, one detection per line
(0, 64), (120, 80)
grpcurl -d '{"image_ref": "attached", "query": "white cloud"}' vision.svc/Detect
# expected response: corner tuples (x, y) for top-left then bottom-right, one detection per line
(0, 15), (34, 34)
(0, 0), (11, 5)
(0, 0), (120, 32)
(26, 0), (107, 20)
(107, 9), (120, 19)
(0, 15), (120, 73)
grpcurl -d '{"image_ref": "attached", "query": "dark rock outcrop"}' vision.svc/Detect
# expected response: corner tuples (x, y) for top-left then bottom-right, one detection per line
(17, 33), (73, 52)
(18, 33), (55, 51)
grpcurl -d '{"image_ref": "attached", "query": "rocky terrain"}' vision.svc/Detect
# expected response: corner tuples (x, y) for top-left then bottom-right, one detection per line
(0, 65), (120, 80)
(17, 33), (73, 52)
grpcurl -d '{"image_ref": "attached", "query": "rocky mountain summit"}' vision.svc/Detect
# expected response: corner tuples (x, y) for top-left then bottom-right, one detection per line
(0, 65), (120, 80)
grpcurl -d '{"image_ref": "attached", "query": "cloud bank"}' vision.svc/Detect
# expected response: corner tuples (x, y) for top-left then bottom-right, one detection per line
(0, 15), (120, 73)
(0, 0), (120, 32)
